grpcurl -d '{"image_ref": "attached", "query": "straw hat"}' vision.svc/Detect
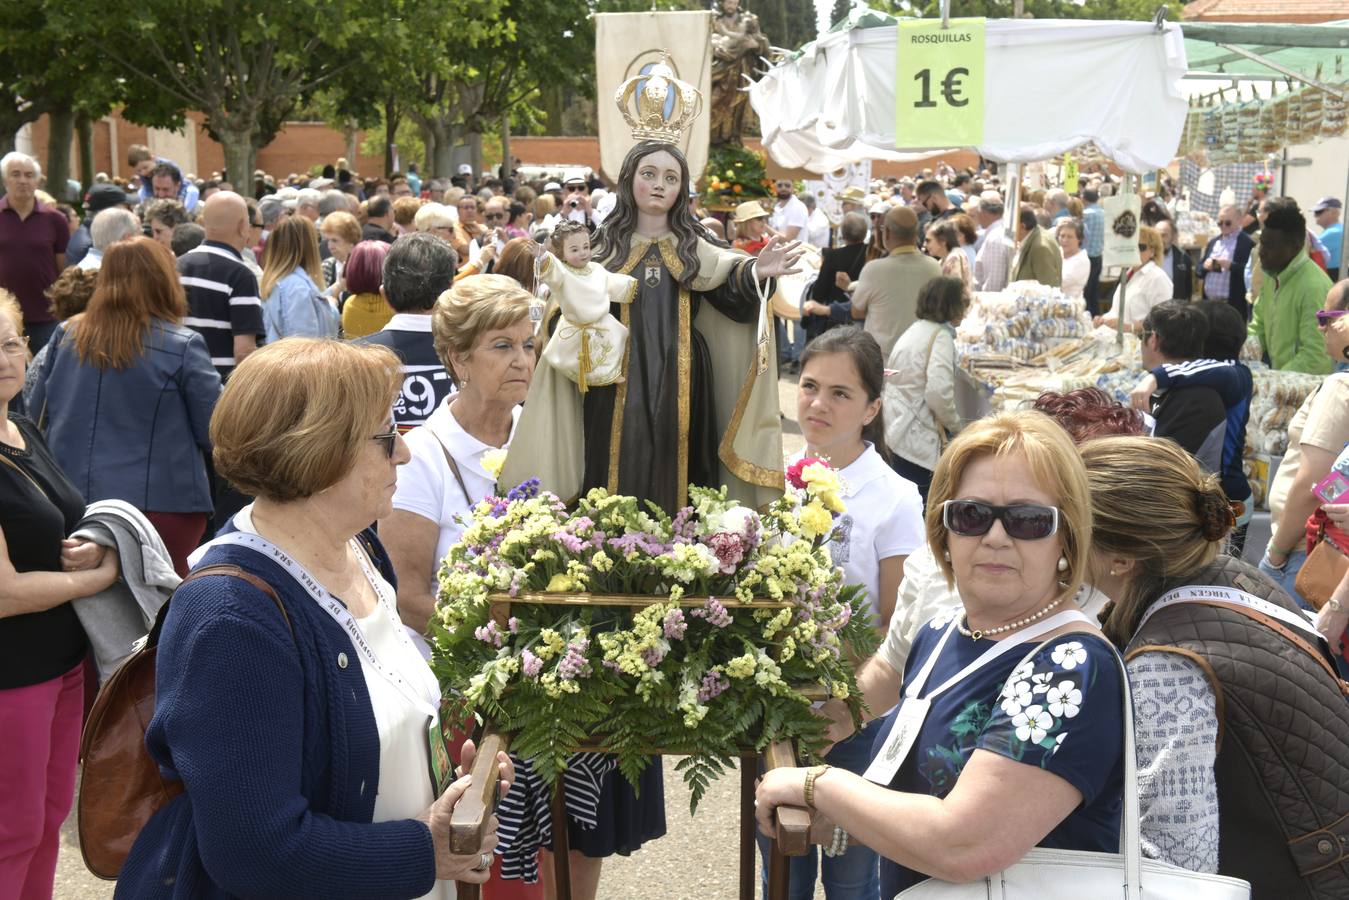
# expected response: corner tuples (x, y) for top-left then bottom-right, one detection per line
(731, 200), (770, 224)
(839, 185), (866, 203)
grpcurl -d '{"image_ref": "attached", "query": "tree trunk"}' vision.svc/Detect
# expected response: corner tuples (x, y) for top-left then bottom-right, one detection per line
(218, 126), (257, 189)
(383, 95), (400, 177)
(542, 83), (563, 136)
(499, 112), (511, 183)
(75, 112), (95, 197)
(343, 119), (359, 168)
(468, 133), (483, 185)
(419, 122), (434, 177)
(46, 108), (75, 203)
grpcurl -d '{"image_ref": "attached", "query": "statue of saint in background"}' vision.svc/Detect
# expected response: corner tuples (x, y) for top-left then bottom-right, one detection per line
(709, 0), (771, 146)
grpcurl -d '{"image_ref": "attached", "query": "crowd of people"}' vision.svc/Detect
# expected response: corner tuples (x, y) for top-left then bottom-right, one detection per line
(0, 137), (1346, 900)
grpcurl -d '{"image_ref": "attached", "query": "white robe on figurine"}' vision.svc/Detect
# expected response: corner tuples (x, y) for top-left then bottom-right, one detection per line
(537, 252), (636, 392)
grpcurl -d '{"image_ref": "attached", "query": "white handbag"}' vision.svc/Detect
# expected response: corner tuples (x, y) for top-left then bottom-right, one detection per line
(896, 638), (1250, 900)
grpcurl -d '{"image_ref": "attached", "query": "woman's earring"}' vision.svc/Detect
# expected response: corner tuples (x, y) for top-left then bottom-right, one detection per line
(943, 550), (951, 562)
(1057, 556), (1068, 572)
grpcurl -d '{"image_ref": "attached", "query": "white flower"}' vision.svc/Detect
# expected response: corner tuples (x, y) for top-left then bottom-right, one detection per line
(1051, 641), (1088, 670)
(1052, 733), (1067, 755)
(1008, 660), (1034, 683)
(1000, 679), (1033, 717)
(1012, 704), (1052, 744)
(1046, 681), (1082, 718)
(715, 505), (760, 539)
(1031, 672), (1054, 694)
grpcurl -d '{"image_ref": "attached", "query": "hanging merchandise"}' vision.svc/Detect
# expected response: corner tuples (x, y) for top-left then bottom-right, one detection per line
(1102, 192), (1142, 270)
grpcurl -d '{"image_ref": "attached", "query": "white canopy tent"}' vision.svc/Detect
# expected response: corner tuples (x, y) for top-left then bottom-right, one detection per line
(749, 15), (1191, 174)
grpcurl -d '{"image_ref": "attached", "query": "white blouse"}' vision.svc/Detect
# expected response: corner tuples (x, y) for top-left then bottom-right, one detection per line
(1061, 250), (1090, 300)
(1102, 261), (1174, 327)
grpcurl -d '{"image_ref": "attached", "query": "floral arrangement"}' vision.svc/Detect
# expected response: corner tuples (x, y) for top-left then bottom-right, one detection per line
(1253, 171), (1274, 193)
(428, 459), (877, 810)
(701, 143), (773, 207)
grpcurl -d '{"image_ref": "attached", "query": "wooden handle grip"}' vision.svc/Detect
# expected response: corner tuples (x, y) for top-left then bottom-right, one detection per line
(449, 727), (508, 855)
(763, 740), (811, 856)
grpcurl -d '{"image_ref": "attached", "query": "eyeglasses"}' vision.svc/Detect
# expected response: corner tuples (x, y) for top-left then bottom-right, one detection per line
(1217, 219), (1233, 227)
(250, 220), (263, 228)
(484, 212), (506, 221)
(942, 499), (1060, 541)
(0, 336), (28, 357)
(371, 427), (399, 458)
(1316, 309), (1349, 328)
(1140, 328), (1154, 342)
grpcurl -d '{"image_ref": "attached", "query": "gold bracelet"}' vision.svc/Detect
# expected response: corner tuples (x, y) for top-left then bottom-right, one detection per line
(803, 764), (831, 811)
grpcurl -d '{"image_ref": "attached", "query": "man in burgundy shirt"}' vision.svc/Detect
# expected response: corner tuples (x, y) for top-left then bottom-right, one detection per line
(0, 152), (70, 351)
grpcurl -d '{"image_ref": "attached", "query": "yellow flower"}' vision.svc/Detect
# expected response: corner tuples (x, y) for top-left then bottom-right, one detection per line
(831, 680), (850, 700)
(546, 573), (577, 593)
(798, 502), (833, 539)
(724, 169), (735, 179)
(480, 448), (508, 481)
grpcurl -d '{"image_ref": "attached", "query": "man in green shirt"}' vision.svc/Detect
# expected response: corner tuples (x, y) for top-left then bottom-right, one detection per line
(1248, 199), (1334, 374)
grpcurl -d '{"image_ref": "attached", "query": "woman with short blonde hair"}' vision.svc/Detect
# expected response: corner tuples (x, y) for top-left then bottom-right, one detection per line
(119, 338), (512, 898)
(319, 210), (361, 299)
(260, 216), (337, 341)
(759, 411), (1125, 897)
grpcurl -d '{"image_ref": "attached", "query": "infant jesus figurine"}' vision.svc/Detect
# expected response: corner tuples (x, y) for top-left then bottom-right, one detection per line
(535, 221), (636, 392)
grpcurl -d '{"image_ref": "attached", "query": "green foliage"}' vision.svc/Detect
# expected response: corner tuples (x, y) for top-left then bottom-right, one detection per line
(702, 144), (773, 206)
(429, 481), (880, 814)
(869, 0), (1178, 20)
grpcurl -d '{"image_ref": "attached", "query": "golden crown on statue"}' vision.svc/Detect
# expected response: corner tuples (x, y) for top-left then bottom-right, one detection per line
(614, 52), (703, 144)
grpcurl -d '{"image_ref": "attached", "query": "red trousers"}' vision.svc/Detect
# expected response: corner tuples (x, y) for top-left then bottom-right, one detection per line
(0, 662), (85, 900)
(145, 511), (209, 577)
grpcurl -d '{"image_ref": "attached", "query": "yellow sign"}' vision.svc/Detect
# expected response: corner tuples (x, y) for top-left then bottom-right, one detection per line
(1063, 153), (1079, 194)
(894, 18), (986, 149)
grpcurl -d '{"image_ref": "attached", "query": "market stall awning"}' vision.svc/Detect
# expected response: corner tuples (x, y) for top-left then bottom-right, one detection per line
(749, 16), (1190, 174)
(1182, 20), (1349, 85)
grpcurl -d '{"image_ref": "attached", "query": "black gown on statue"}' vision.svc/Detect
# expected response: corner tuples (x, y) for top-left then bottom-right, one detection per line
(581, 240), (761, 515)
(533, 239), (760, 860)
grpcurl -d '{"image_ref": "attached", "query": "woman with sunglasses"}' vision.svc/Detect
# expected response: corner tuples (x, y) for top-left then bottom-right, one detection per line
(758, 412), (1125, 896)
(1083, 435), (1349, 897)
(118, 338), (513, 899)
(1093, 224), (1172, 334)
(1259, 279), (1349, 606)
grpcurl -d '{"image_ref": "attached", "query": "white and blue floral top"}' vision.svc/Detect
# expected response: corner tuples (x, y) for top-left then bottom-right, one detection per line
(874, 611), (1126, 895)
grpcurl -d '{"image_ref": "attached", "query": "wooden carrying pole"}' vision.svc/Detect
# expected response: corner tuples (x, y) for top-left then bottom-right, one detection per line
(451, 735), (811, 900)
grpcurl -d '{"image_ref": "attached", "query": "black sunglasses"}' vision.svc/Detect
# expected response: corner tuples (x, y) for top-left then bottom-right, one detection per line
(1316, 309), (1348, 327)
(942, 499), (1060, 541)
(372, 428), (399, 458)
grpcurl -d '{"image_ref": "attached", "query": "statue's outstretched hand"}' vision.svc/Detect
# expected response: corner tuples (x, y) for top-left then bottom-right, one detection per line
(755, 235), (805, 280)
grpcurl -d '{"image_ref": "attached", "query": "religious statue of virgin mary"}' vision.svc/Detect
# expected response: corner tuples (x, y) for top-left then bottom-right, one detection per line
(501, 57), (803, 514)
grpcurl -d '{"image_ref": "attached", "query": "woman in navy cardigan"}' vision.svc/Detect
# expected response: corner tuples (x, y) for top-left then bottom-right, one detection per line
(116, 338), (511, 899)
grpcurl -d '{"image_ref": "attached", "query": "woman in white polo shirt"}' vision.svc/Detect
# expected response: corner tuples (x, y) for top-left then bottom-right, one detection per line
(773, 324), (925, 900)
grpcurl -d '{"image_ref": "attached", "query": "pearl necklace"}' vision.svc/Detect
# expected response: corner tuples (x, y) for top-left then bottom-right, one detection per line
(957, 595), (1065, 641)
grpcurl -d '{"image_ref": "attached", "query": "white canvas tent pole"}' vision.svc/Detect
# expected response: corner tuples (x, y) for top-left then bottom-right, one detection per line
(940, 0), (951, 29)
(1116, 173), (1136, 347)
(1003, 162), (1022, 287)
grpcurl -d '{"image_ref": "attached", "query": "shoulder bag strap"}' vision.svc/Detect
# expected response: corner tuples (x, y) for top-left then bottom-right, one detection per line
(429, 430), (476, 509)
(154, 563), (294, 645)
(0, 451), (47, 497)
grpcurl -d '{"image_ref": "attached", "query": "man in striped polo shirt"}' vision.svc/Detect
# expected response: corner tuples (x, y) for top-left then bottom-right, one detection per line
(176, 192), (265, 379)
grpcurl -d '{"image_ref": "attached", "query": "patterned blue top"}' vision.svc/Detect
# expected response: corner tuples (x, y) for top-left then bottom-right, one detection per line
(873, 611), (1125, 895)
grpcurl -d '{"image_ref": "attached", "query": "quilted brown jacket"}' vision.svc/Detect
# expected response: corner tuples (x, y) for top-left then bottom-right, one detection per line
(1125, 554), (1349, 900)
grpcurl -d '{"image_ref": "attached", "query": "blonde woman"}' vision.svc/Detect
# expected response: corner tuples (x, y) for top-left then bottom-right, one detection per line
(260, 216), (338, 342)
(757, 412), (1125, 896)
(1093, 225), (1173, 333)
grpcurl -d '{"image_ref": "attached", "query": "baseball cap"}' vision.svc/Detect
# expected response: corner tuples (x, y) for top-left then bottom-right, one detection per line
(563, 175), (586, 187)
(1313, 196), (1342, 212)
(85, 183), (137, 212)
(544, 181), (562, 192)
(868, 201), (892, 216)
(457, 164), (473, 176)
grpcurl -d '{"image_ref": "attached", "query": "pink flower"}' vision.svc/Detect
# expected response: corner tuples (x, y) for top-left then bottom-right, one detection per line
(786, 456), (828, 490)
(663, 608), (687, 640)
(707, 532), (746, 575)
(521, 649), (543, 678)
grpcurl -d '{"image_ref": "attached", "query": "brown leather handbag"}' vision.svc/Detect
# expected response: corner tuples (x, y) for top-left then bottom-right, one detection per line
(77, 564), (291, 879)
